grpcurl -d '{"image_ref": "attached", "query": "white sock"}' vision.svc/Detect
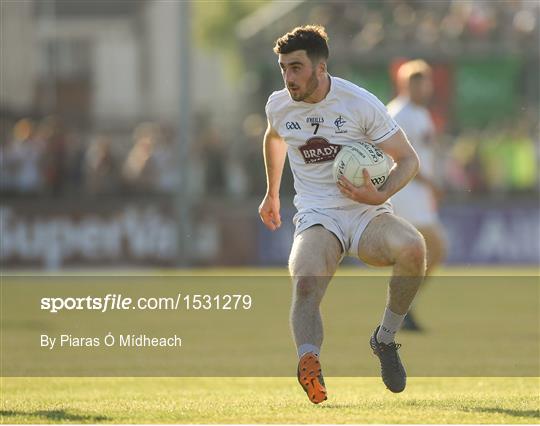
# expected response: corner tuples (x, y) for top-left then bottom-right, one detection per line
(376, 307), (406, 344)
(297, 343), (320, 358)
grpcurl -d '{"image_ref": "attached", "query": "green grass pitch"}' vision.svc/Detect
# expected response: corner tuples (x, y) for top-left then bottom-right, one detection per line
(1, 267), (539, 424)
(1, 377), (539, 423)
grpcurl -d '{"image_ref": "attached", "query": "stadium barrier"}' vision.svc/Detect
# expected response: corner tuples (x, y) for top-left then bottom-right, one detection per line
(1, 197), (538, 267)
(258, 198), (540, 266)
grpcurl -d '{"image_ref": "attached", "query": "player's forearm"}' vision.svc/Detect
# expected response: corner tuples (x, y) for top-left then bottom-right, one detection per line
(263, 136), (287, 197)
(379, 153), (419, 198)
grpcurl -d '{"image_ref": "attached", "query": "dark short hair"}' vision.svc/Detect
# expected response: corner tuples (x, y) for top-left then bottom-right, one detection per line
(273, 25), (329, 63)
(397, 59), (432, 84)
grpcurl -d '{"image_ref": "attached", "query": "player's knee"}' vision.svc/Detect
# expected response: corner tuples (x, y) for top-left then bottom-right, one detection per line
(396, 232), (426, 272)
(294, 276), (320, 299)
(289, 255), (334, 281)
(293, 271), (332, 300)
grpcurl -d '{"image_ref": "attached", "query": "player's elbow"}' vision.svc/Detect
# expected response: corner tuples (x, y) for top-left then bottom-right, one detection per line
(395, 148), (420, 179)
(413, 154), (420, 178)
(408, 149), (420, 178)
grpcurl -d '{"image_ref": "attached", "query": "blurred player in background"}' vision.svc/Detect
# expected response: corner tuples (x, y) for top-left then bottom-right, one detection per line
(388, 60), (447, 331)
(259, 26), (426, 404)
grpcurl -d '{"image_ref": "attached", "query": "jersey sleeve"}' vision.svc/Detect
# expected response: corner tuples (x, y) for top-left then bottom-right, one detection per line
(265, 97), (276, 130)
(358, 91), (400, 144)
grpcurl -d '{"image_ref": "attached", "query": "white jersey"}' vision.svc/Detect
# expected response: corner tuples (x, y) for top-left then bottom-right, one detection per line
(387, 96), (435, 178)
(265, 76), (400, 211)
(387, 96), (438, 225)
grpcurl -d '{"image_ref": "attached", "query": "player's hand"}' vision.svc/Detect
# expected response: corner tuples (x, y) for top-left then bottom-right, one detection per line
(337, 169), (388, 205)
(258, 193), (282, 231)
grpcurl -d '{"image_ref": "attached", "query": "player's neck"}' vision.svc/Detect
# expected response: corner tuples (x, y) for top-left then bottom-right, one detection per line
(303, 74), (331, 104)
(410, 99), (426, 107)
(402, 92), (425, 107)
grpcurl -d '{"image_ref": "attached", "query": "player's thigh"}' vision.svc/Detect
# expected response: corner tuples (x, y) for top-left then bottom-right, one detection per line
(357, 213), (425, 267)
(289, 225), (342, 278)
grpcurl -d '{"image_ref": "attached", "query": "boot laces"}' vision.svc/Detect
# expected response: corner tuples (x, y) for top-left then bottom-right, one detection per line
(381, 342), (402, 371)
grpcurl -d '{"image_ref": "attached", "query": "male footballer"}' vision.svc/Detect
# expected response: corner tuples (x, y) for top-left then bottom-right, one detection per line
(388, 60), (447, 331)
(258, 25), (426, 404)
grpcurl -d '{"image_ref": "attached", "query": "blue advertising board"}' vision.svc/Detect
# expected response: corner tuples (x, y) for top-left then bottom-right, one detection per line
(257, 202), (539, 266)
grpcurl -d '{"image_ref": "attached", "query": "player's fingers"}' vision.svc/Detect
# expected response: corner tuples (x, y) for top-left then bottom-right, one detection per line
(338, 176), (353, 190)
(266, 220), (277, 231)
(268, 211), (280, 229)
(362, 168), (371, 180)
(270, 209), (283, 230)
(260, 211), (277, 231)
(274, 212), (282, 228)
(362, 169), (375, 188)
(338, 179), (350, 191)
(338, 183), (352, 198)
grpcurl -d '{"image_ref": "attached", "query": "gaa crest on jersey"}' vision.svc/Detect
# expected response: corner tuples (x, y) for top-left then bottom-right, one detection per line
(286, 121), (301, 130)
(299, 137), (342, 164)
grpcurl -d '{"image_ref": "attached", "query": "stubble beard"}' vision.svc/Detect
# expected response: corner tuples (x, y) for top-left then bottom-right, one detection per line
(290, 70), (319, 102)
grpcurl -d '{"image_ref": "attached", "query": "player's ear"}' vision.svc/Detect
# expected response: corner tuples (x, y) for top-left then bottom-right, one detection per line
(317, 60), (327, 76)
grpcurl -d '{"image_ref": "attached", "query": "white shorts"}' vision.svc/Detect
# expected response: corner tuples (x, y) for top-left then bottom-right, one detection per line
(293, 202), (394, 257)
(391, 181), (438, 227)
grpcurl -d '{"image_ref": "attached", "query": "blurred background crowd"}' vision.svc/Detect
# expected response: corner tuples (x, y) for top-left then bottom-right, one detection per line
(1, 113), (537, 197)
(1, 0), (538, 267)
(1, 117), (181, 196)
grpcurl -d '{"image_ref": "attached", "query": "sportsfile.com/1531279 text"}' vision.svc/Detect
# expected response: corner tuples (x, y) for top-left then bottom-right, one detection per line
(40, 294), (253, 313)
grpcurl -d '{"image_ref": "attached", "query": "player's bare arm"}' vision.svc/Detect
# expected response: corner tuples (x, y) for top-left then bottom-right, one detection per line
(258, 120), (287, 231)
(338, 129), (419, 205)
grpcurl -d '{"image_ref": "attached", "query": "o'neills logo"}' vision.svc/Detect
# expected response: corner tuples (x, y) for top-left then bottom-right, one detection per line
(299, 137), (342, 164)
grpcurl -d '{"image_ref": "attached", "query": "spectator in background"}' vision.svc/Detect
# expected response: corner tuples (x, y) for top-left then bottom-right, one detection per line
(0, 115), (16, 192)
(122, 122), (159, 192)
(151, 124), (181, 193)
(64, 128), (86, 194)
(445, 129), (478, 192)
(122, 121), (181, 194)
(477, 119), (538, 194)
(3, 118), (44, 194)
(1, 124), (18, 193)
(388, 60), (447, 332)
(197, 118), (227, 196)
(39, 116), (68, 196)
(84, 135), (119, 195)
